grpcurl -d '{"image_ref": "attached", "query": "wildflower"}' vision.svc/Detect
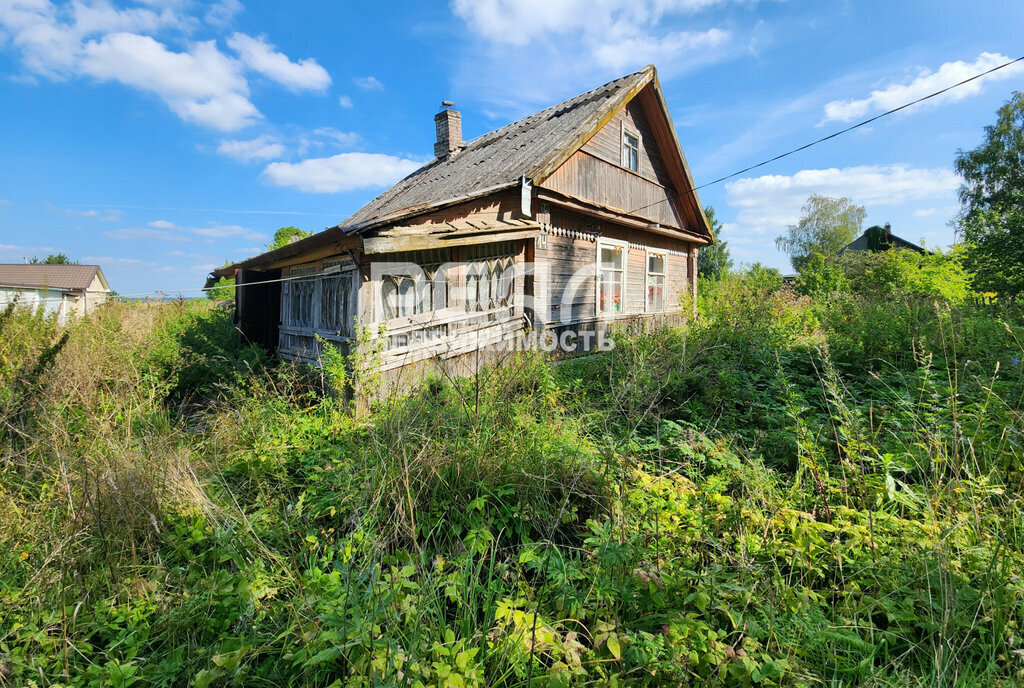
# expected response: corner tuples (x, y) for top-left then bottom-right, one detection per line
(1014, 358), (1020, 364)
(20, 551), (28, 560)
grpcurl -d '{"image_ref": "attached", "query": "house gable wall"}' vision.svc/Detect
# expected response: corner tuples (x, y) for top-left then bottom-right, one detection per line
(581, 98), (673, 187)
(537, 86), (697, 233)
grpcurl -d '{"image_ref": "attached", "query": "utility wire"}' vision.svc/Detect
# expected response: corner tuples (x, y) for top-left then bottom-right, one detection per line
(61, 54), (1024, 300)
(625, 54), (1024, 217)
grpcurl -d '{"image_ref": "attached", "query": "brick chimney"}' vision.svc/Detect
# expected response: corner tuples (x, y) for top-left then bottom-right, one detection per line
(434, 102), (461, 158)
(884, 222), (891, 237)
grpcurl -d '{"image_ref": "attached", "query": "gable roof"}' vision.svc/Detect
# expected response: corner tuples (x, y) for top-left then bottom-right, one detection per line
(340, 65), (706, 235)
(213, 65), (709, 278)
(0, 264), (107, 291)
(841, 229), (927, 254)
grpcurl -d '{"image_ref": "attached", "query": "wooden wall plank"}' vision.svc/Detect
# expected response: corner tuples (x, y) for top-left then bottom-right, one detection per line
(541, 151), (686, 230)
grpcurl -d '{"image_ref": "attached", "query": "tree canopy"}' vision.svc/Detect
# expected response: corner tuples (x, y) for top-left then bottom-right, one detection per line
(267, 226), (311, 251)
(29, 253), (76, 265)
(775, 195), (866, 272)
(955, 91), (1024, 296)
(697, 205), (733, 280)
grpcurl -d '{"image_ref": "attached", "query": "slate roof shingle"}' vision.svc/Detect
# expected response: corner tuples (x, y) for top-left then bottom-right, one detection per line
(340, 68), (649, 229)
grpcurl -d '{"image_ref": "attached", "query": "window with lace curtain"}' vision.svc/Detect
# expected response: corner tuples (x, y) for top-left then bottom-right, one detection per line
(597, 239), (626, 315)
(646, 251), (666, 311)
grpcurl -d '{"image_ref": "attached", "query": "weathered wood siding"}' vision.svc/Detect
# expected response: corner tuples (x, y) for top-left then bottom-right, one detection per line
(540, 94), (689, 230)
(582, 98), (673, 187)
(542, 151), (686, 229)
(533, 207), (693, 328)
(396, 191), (523, 227)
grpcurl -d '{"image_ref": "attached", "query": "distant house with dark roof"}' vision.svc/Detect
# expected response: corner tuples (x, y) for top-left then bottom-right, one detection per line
(0, 264), (111, 323)
(841, 223), (927, 254)
(212, 65), (713, 378)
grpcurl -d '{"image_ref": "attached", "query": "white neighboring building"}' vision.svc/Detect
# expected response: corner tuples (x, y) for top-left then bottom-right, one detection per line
(0, 264), (111, 323)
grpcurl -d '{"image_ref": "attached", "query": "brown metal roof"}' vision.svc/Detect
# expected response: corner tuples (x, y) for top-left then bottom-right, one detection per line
(0, 264), (104, 291)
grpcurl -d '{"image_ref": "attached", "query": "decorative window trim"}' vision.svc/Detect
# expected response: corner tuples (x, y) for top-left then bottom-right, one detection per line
(596, 237), (628, 317)
(645, 249), (667, 313)
(281, 261), (359, 337)
(620, 120), (641, 173)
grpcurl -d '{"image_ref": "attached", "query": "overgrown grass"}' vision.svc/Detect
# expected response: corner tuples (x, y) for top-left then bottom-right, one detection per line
(2, 279), (1024, 686)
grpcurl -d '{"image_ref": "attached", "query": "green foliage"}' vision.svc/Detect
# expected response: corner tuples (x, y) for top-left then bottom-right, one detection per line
(3, 279), (1024, 687)
(743, 261), (784, 291)
(205, 275), (235, 301)
(956, 91), (1024, 296)
(796, 252), (848, 299)
(144, 300), (271, 401)
(267, 225), (311, 251)
(863, 224), (891, 251)
(776, 194), (866, 271)
(840, 247), (972, 305)
(29, 252), (77, 264)
(698, 205), (733, 280)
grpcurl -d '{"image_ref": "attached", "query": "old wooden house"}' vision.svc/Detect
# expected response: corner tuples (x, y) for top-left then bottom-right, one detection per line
(212, 65), (713, 378)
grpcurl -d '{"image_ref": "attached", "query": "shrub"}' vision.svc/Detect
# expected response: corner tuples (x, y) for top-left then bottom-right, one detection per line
(796, 251), (848, 299)
(840, 247), (972, 305)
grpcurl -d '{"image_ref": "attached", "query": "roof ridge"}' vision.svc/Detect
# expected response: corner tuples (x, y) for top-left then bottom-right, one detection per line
(461, 68), (650, 153)
(335, 66), (655, 231)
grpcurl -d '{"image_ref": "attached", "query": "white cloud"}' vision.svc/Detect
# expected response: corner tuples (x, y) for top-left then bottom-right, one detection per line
(105, 227), (187, 241)
(0, 243), (56, 254)
(204, 0), (242, 28)
(353, 75), (383, 91)
(312, 127), (360, 148)
(189, 223), (265, 240)
(65, 208), (122, 222)
(81, 255), (147, 265)
(449, 0), (749, 112)
(227, 32), (330, 92)
(453, 0), (728, 46)
(0, 1), (333, 131)
(338, 94), (353, 108)
(724, 164), (959, 237)
(592, 27), (730, 72)
(80, 32), (259, 131)
(108, 220), (267, 241)
(823, 52), (1024, 123)
(263, 152), (422, 193)
(913, 204), (959, 218)
(217, 135), (287, 162)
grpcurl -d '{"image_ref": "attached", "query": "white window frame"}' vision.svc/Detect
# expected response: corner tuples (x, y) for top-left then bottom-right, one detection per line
(596, 237), (628, 317)
(645, 249), (667, 312)
(620, 121), (641, 173)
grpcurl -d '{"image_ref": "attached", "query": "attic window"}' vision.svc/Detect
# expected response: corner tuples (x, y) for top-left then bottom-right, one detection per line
(621, 123), (640, 173)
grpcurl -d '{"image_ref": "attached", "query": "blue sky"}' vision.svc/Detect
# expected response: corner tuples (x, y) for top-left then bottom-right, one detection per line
(0, 0), (1021, 294)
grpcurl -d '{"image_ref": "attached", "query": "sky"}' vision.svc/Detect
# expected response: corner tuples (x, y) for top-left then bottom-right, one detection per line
(0, 0), (1022, 294)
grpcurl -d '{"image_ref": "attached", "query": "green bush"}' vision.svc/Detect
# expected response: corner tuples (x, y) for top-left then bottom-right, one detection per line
(840, 248), (972, 305)
(2, 284), (1024, 687)
(796, 251), (848, 299)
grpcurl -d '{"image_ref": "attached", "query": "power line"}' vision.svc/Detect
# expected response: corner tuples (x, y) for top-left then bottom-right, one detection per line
(626, 54), (1024, 217)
